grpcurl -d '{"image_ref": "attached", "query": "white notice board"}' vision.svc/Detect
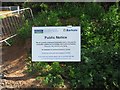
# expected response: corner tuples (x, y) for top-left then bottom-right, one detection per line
(32, 26), (81, 62)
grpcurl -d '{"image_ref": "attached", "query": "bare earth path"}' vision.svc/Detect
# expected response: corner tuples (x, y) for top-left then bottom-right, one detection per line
(0, 39), (42, 89)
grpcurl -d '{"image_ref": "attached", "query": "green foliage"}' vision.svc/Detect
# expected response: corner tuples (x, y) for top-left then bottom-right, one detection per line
(33, 11), (62, 26)
(41, 62), (65, 87)
(17, 20), (33, 40)
(54, 3), (104, 20)
(53, 3), (83, 19)
(20, 2), (120, 89)
(26, 58), (65, 88)
(101, 5), (120, 46)
(83, 3), (105, 19)
(23, 2), (48, 14)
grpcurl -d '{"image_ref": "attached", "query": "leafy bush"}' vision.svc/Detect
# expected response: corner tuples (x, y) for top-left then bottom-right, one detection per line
(18, 20), (33, 40)
(66, 44), (120, 89)
(33, 11), (62, 26)
(18, 3), (120, 89)
(23, 2), (48, 15)
(83, 3), (105, 19)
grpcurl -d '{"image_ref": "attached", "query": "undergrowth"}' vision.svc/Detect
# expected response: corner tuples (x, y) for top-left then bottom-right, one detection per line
(18, 3), (120, 89)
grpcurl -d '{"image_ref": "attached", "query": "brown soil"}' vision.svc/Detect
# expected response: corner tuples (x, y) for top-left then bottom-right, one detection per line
(0, 38), (43, 89)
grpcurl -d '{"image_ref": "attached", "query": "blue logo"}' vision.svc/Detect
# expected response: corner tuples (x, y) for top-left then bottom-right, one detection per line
(63, 29), (78, 32)
(34, 30), (43, 34)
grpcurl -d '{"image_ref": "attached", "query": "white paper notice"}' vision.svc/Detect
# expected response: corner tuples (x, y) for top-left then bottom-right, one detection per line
(32, 26), (81, 62)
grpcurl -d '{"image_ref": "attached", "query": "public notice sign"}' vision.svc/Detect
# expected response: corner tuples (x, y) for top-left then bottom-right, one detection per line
(32, 26), (81, 62)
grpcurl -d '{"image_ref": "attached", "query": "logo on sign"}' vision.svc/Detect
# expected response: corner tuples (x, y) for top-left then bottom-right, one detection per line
(34, 30), (43, 34)
(63, 29), (78, 32)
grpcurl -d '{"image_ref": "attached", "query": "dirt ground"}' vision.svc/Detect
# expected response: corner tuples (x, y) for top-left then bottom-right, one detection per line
(0, 38), (43, 89)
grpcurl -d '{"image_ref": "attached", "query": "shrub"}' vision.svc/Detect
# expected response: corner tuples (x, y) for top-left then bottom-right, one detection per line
(19, 3), (120, 89)
(17, 20), (33, 40)
(33, 11), (62, 26)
